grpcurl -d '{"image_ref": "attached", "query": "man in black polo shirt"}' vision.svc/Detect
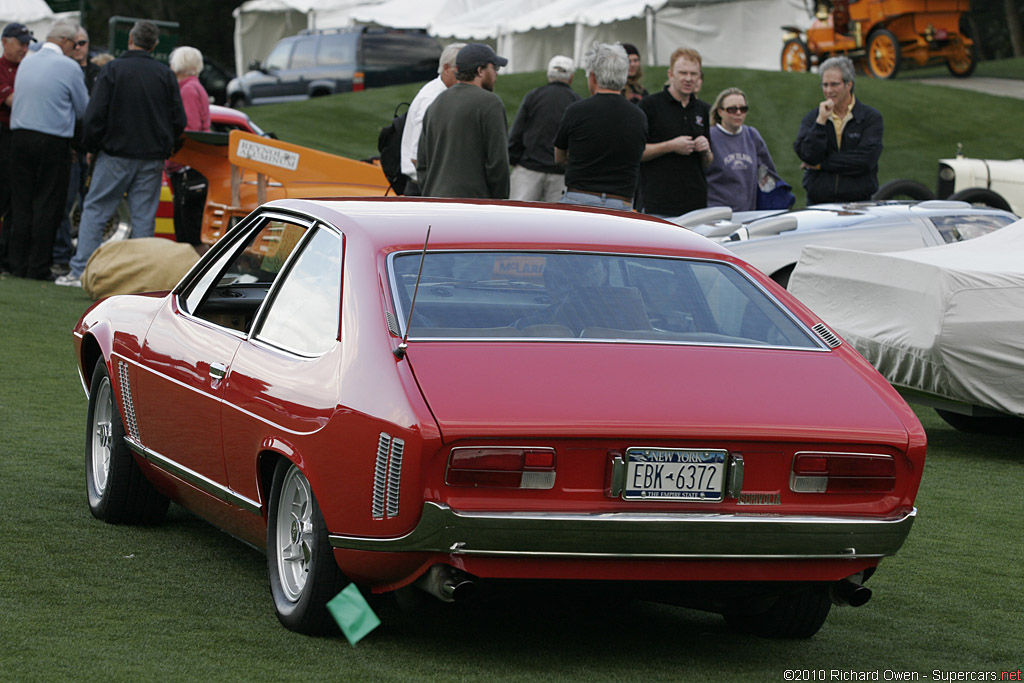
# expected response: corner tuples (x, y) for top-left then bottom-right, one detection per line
(638, 47), (713, 217)
(553, 43), (647, 211)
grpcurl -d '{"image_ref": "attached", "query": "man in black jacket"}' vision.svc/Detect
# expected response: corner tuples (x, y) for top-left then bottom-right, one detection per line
(58, 20), (186, 287)
(793, 55), (883, 205)
(507, 55), (580, 202)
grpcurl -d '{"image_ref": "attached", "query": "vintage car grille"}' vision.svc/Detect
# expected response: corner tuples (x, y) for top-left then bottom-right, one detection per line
(812, 323), (842, 349)
(372, 433), (404, 519)
(116, 360), (141, 441)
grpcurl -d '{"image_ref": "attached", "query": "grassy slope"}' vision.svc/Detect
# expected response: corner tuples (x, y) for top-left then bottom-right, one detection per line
(243, 57), (1024, 208)
(1, 269), (1022, 679)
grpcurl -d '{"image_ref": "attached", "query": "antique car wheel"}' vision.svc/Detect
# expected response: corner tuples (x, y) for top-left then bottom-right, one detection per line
(872, 179), (935, 201)
(934, 409), (1024, 435)
(947, 42), (976, 78)
(780, 38), (810, 72)
(947, 188), (1012, 212)
(723, 587), (832, 638)
(267, 459), (346, 635)
(86, 363), (169, 524)
(866, 29), (901, 79)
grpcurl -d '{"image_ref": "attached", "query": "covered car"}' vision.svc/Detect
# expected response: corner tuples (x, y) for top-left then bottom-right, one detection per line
(790, 218), (1024, 432)
(674, 200), (1017, 287)
(73, 199), (926, 639)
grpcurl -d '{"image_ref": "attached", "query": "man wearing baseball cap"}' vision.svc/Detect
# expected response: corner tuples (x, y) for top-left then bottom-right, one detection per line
(507, 55), (581, 203)
(416, 43), (510, 199)
(0, 23), (35, 274)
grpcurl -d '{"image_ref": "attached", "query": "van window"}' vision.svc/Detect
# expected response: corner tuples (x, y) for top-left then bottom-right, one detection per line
(291, 37), (318, 69)
(263, 40), (294, 71)
(319, 33), (357, 66)
(363, 33), (439, 68)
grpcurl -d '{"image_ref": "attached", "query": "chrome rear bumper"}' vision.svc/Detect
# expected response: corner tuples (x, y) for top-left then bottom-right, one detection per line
(329, 502), (916, 560)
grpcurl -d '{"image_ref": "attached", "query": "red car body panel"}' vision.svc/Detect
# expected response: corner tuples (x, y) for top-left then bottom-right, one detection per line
(73, 198), (926, 610)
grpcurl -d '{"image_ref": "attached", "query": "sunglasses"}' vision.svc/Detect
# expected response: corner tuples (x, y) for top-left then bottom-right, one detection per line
(722, 105), (749, 114)
(73, 39), (88, 46)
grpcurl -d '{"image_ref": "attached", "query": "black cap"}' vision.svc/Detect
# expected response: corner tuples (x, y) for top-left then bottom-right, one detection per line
(456, 43), (508, 72)
(2, 23), (36, 43)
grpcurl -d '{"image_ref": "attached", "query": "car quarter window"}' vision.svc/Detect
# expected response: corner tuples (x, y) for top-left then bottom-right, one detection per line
(255, 227), (342, 355)
(930, 214), (1015, 243)
(181, 217), (310, 334)
(389, 251), (818, 348)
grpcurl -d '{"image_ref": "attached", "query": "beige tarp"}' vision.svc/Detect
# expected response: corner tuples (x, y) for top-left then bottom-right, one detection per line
(83, 238), (200, 300)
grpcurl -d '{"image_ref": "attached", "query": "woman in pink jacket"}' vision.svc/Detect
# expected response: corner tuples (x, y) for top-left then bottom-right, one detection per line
(167, 46), (210, 245)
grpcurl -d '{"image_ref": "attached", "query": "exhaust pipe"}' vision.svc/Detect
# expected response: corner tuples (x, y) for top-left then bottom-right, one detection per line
(831, 578), (872, 607)
(414, 565), (476, 603)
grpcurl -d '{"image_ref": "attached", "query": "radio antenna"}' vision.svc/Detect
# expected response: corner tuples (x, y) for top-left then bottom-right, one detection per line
(394, 225), (431, 360)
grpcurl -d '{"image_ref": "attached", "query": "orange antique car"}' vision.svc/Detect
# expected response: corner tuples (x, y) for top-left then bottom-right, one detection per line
(781, 0), (974, 79)
(169, 129), (389, 244)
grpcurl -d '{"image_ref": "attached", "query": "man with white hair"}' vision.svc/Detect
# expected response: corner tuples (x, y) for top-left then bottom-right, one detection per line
(399, 42), (464, 196)
(507, 55), (581, 202)
(6, 18), (88, 280)
(554, 43), (647, 210)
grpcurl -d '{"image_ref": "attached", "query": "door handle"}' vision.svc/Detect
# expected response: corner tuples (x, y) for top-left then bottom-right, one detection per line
(209, 362), (228, 381)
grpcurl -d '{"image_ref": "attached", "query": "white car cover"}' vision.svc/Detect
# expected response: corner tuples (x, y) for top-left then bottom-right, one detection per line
(789, 218), (1024, 417)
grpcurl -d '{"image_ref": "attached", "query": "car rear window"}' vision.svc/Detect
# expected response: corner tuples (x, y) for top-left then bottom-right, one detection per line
(389, 251), (820, 348)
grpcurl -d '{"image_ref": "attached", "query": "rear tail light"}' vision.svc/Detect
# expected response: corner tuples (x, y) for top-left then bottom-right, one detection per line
(352, 71), (365, 92)
(447, 447), (556, 489)
(791, 452), (895, 493)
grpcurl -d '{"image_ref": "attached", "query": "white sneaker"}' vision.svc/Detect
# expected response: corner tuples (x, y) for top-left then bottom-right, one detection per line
(54, 273), (82, 288)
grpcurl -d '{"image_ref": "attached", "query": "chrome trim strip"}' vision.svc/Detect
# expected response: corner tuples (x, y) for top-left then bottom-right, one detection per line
(329, 501), (916, 560)
(124, 437), (262, 516)
(386, 438), (404, 518)
(372, 434), (391, 519)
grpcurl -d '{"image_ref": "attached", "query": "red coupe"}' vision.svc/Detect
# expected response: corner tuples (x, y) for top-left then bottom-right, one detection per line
(73, 199), (926, 638)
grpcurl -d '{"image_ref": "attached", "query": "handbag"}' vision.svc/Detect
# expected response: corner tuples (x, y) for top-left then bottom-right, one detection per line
(756, 164), (796, 210)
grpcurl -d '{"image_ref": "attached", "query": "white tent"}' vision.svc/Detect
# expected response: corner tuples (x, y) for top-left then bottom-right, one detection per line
(0, 0), (54, 38)
(233, 0), (811, 76)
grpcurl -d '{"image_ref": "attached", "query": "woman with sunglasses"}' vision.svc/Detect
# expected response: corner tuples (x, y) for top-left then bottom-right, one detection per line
(704, 87), (781, 212)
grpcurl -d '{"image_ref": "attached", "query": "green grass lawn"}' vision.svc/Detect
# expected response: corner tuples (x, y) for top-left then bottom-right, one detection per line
(1, 270), (1021, 680)
(242, 58), (1024, 209)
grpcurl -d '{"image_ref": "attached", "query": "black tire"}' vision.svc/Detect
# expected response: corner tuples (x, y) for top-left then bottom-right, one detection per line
(267, 459), (346, 635)
(947, 40), (976, 78)
(934, 409), (1024, 435)
(771, 264), (795, 289)
(86, 362), (169, 524)
(948, 188), (1013, 213)
(872, 179), (935, 201)
(228, 93), (247, 109)
(723, 587), (832, 638)
(866, 28), (901, 79)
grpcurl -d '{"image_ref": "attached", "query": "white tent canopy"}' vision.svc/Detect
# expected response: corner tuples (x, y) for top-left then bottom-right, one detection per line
(0, 0), (54, 38)
(233, 0), (811, 76)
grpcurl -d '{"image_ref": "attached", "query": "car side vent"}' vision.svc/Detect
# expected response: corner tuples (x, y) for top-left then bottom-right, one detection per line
(812, 323), (842, 349)
(385, 311), (400, 337)
(117, 360), (141, 441)
(372, 433), (404, 519)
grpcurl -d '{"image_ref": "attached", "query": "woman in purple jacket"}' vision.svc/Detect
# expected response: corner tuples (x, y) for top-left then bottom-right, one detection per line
(705, 87), (780, 213)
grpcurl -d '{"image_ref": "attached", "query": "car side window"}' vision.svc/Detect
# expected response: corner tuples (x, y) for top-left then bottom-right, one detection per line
(291, 37), (317, 69)
(318, 33), (357, 66)
(931, 214), (1014, 243)
(263, 40), (294, 71)
(363, 33), (439, 68)
(255, 227), (342, 356)
(182, 218), (309, 334)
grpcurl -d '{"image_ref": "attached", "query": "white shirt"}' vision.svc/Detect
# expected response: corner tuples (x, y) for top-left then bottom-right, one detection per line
(400, 76), (447, 181)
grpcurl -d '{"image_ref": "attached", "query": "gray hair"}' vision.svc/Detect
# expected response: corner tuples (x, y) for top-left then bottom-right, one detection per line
(170, 46), (204, 77)
(47, 19), (79, 43)
(583, 42), (628, 92)
(438, 42), (466, 74)
(820, 56), (855, 89)
(129, 21), (159, 52)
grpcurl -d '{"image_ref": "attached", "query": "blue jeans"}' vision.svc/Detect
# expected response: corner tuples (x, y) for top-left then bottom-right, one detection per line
(70, 153), (164, 277)
(559, 190), (632, 211)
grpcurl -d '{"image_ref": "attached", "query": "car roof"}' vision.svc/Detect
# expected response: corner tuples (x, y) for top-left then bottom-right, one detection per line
(266, 198), (736, 258)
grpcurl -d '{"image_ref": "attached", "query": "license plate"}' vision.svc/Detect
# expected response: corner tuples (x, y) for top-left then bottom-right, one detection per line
(624, 448), (727, 502)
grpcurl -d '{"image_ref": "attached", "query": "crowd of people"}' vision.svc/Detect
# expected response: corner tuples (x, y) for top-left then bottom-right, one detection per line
(0, 19), (884, 286)
(405, 42), (882, 220)
(0, 18), (209, 286)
